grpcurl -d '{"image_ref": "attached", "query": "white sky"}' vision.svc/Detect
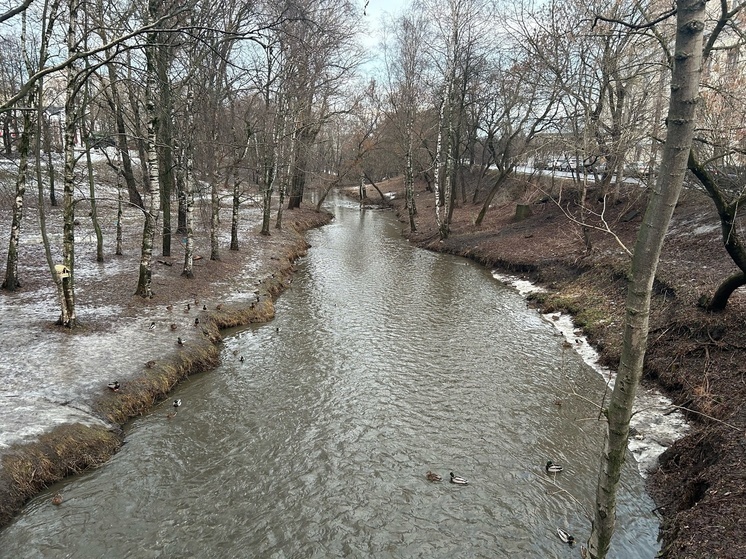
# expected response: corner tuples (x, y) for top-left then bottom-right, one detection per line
(359, 0), (408, 76)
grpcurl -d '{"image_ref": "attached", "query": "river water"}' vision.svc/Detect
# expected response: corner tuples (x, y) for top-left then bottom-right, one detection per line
(0, 197), (659, 558)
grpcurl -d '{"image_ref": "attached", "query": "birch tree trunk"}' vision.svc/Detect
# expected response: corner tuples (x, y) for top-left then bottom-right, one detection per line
(588, 2), (706, 557)
(135, 4), (161, 298)
(181, 86), (195, 278)
(404, 110), (417, 233)
(230, 160), (241, 250)
(59, 0), (80, 327)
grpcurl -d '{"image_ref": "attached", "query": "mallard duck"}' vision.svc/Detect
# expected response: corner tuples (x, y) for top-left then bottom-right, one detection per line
(203, 304), (207, 311)
(450, 472), (468, 485)
(185, 303), (191, 312)
(557, 528), (575, 546)
(546, 461), (563, 474)
(194, 318), (200, 326)
(51, 493), (63, 506)
(170, 323), (178, 331)
(426, 471), (442, 482)
(239, 356), (245, 363)
(173, 399), (182, 408)
(149, 321), (156, 330)
(177, 337), (184, 346)
(145, 360), (156, 369)
(107, 381), (120, 392)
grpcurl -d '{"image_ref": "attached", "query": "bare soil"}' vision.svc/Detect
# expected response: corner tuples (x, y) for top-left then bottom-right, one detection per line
(367, 173), (746, 559)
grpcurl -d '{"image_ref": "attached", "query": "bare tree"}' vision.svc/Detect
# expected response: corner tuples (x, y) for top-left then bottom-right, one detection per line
(588, 1), (706, 556)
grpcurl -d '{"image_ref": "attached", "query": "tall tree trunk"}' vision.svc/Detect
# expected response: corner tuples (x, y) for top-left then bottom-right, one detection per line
(157, 39), (174, 257)
(135, 7), (161, 298)
(42, 114), (57, 207)
(181, 86), (195, 278)
(405, 129), (417, 232)
(587, 2), (706, 557)
(433, 98), (446, 237)
(82, 59), (104, 263)
(59, 0), (79, 327)
(210, 176), (220, 261)
(230, 161), (240, 250)
(3, 92), (33, 291)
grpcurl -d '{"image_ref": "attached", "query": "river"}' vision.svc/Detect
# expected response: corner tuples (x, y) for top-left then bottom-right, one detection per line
(0, 196), (659, 558)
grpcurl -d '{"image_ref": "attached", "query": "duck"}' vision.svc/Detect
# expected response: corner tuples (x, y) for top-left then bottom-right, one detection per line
(51, 493), (63, 506)
(173, 399), (182, 408)
(170, 323), (178, 331)
(203, 304), (207, 311)
(239, 356), (245, 363)
(177, 337), (184, 346)
(216, 304), (223, 310)
(145, 360), (156, 369)
(557, 528), (575, 546)
(450, 472), (468, 485)
(149, 321), (156, 330)
(426, 471), (442, 482)
(107, 381), (120, 392)
(185, 303), (191, 312)
(194, 318), (200, 326)
(546, 461), (563, 474)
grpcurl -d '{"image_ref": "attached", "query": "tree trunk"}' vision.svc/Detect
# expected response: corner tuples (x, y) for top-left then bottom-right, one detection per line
(475, 172), (510, 226)
(82, 74), (104, 263)
(59, 0), (79, 327)
(157, 39), (174, 257)
(688, 153), (746, 312)
(135, 10), (161, 298)
(230, 162), (240, 250)
(588, 2), (705, 557)
(3, 93), (33, 291)
(181, 85), (195, 278)
(106, 61), (142, 208)
(210, 176), (220, 261)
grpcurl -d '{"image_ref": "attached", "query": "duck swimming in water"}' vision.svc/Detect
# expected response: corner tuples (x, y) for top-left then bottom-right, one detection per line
(450, 472), (468, 485)
(557, 528), (575, 546)
(545, 461), (563, 474)
(107, 381), (120, 392)
(426, 471), (442, 482)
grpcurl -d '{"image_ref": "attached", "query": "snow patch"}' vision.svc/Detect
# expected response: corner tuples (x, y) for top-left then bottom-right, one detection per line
(493, 270), (689, 477)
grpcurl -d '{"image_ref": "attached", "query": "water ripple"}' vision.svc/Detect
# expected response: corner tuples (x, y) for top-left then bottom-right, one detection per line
(0, 201), (658, 558)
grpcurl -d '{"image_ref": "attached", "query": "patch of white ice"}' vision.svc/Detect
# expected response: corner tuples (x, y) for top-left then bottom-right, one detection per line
(494, 270), (689, 477)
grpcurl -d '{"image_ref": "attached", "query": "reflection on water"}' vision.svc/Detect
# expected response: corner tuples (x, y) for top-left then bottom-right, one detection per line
(0, 197), (659, 558)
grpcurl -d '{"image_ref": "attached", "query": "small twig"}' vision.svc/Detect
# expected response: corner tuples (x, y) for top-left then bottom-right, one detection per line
(663, 404), (742, 431)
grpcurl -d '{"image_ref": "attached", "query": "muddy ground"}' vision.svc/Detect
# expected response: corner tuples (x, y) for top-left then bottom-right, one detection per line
(365, 172), (746, 559)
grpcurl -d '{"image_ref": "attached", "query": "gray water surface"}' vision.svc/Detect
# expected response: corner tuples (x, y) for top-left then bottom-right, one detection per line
(0, 198), (659, 558)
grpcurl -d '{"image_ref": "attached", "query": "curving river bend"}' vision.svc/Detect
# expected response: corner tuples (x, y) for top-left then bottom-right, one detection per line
(0, 197), (659, 557)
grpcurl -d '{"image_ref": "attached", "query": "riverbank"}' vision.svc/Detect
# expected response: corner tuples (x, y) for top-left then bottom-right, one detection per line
(370, 175), (746, 559)
(0, 193), (332, 530)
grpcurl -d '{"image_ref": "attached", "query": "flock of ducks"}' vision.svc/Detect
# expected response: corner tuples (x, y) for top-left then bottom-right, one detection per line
(426, 460), (577, 549)
(105, 304), (579, 548)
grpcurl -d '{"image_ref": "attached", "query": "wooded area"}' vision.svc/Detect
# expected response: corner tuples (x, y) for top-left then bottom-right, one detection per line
(1, 0), (745, 557)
